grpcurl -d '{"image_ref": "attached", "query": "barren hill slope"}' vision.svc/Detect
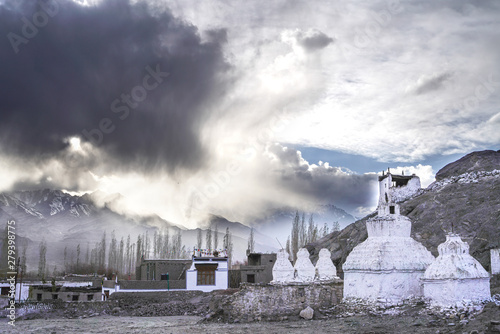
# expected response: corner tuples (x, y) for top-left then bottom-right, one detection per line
(306, 150), (500, 276)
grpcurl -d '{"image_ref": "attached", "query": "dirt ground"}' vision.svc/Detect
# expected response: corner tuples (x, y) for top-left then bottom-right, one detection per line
(1, 303), (499, 334)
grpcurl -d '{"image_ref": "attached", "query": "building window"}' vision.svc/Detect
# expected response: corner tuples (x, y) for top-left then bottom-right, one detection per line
(389, 206), (395, 214)
(1, 287), (9, 296)
(52, 294), (58, 300)
(247, 274), (255, 283)
(37, 293), (42, 301)
(72, 295), (79, 301)
(196, 264), (217, 286)
(87, 294), (94, 301)
(161, 274), (169, 281)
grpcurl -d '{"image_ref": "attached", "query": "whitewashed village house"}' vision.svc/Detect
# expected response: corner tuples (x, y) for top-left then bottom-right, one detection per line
(186, 249), (229, 292)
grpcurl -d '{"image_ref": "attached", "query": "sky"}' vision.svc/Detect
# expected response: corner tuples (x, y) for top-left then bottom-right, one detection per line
(0, 0), (499, 229)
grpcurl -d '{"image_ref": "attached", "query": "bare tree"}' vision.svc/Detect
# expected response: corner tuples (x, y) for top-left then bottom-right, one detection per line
(76, 244), (81, 271)
(322, 222), (329, 237)
(163, 228), (170, 258)
(308, 214), (318, 243)
(38, 240), (47, 282)
(223, 227), (233, 268)
(156, 232), (162, 259)
(20, 242), (27, 274)
(247, 227), (255, 253)
(213, 224), (219, 250)
(63, 246), (68, 273)
(99, 231), (106, 272)
(291, 211), (300, 262)
(172, 229), (182, 258)
(197, 229), (203, 250)
(285, 236), (291, 261)
(299, 212), (306, 248)
(85, 242), (90, 266)
(119, 237), (124, 274)
(332, 221), (340, 232)
(1, 224), (8, 272)
(125, 235), (131, 274)
(108, 231), (118, 272)
(206, 226), (212, 251)
(136, 234), (142, 264)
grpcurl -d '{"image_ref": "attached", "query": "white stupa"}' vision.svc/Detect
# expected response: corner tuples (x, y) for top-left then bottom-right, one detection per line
(343, 171), (435, 302)
(422, 233), (490, 307)
(294, 248), (315, 282)
(315, 248), (339, 281)
(271, 249), (294, 283)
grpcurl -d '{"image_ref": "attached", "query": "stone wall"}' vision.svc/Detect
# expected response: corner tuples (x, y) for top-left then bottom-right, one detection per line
(218, 281), (343, 321)
(119, 279), (186, 290)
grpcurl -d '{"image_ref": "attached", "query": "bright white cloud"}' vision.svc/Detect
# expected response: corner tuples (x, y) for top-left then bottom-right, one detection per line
(162, 0), (500, 162)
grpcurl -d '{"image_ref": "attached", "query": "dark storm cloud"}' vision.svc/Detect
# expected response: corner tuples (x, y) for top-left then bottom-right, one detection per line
(295, 29), (334, 52)
(0, 0), (230, 174)
(267, 144), (377, 212)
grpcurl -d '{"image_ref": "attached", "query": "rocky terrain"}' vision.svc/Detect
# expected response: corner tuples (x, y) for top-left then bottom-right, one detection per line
(2, 292), (500, 334)
(307, 149), (500, 275)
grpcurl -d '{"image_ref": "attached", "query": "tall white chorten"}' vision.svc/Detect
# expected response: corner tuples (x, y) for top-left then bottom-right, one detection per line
(271, 249), (294, 283)
(343, 171), (435, 302)
(422, 234), (490, 307)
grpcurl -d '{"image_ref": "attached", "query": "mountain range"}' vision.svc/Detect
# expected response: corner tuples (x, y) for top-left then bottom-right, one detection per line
(0, 189), (279, 271)
(0, 185), (355, 273)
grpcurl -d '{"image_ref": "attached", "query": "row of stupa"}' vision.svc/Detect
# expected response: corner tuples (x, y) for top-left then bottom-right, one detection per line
(271, 171), (491, 307)
(272, 248), (339, 283)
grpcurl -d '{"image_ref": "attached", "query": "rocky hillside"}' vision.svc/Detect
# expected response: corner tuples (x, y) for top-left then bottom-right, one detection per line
(306, 149), (500, 275)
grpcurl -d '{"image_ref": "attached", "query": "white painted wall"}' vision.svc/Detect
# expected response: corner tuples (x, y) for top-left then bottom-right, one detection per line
(423, 278), (490, 306)
(390, 177), (421, 203)
(491, 249), (500, 275)
(344, 271), (426, 301)
(186, 259), (228, 292)
(378, 173), (421, 207)
(0, 283), (32, 301)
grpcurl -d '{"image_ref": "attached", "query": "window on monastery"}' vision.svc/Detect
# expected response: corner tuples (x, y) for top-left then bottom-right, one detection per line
(389, 206), (395, 214)
(72, 295), (79, 301)
(87, 294), (94, 301)
(37, 293), (42, 301)
(247, 274), (255, 283)
(52, 294), (58, 300)
(196, 264), (217, 285)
